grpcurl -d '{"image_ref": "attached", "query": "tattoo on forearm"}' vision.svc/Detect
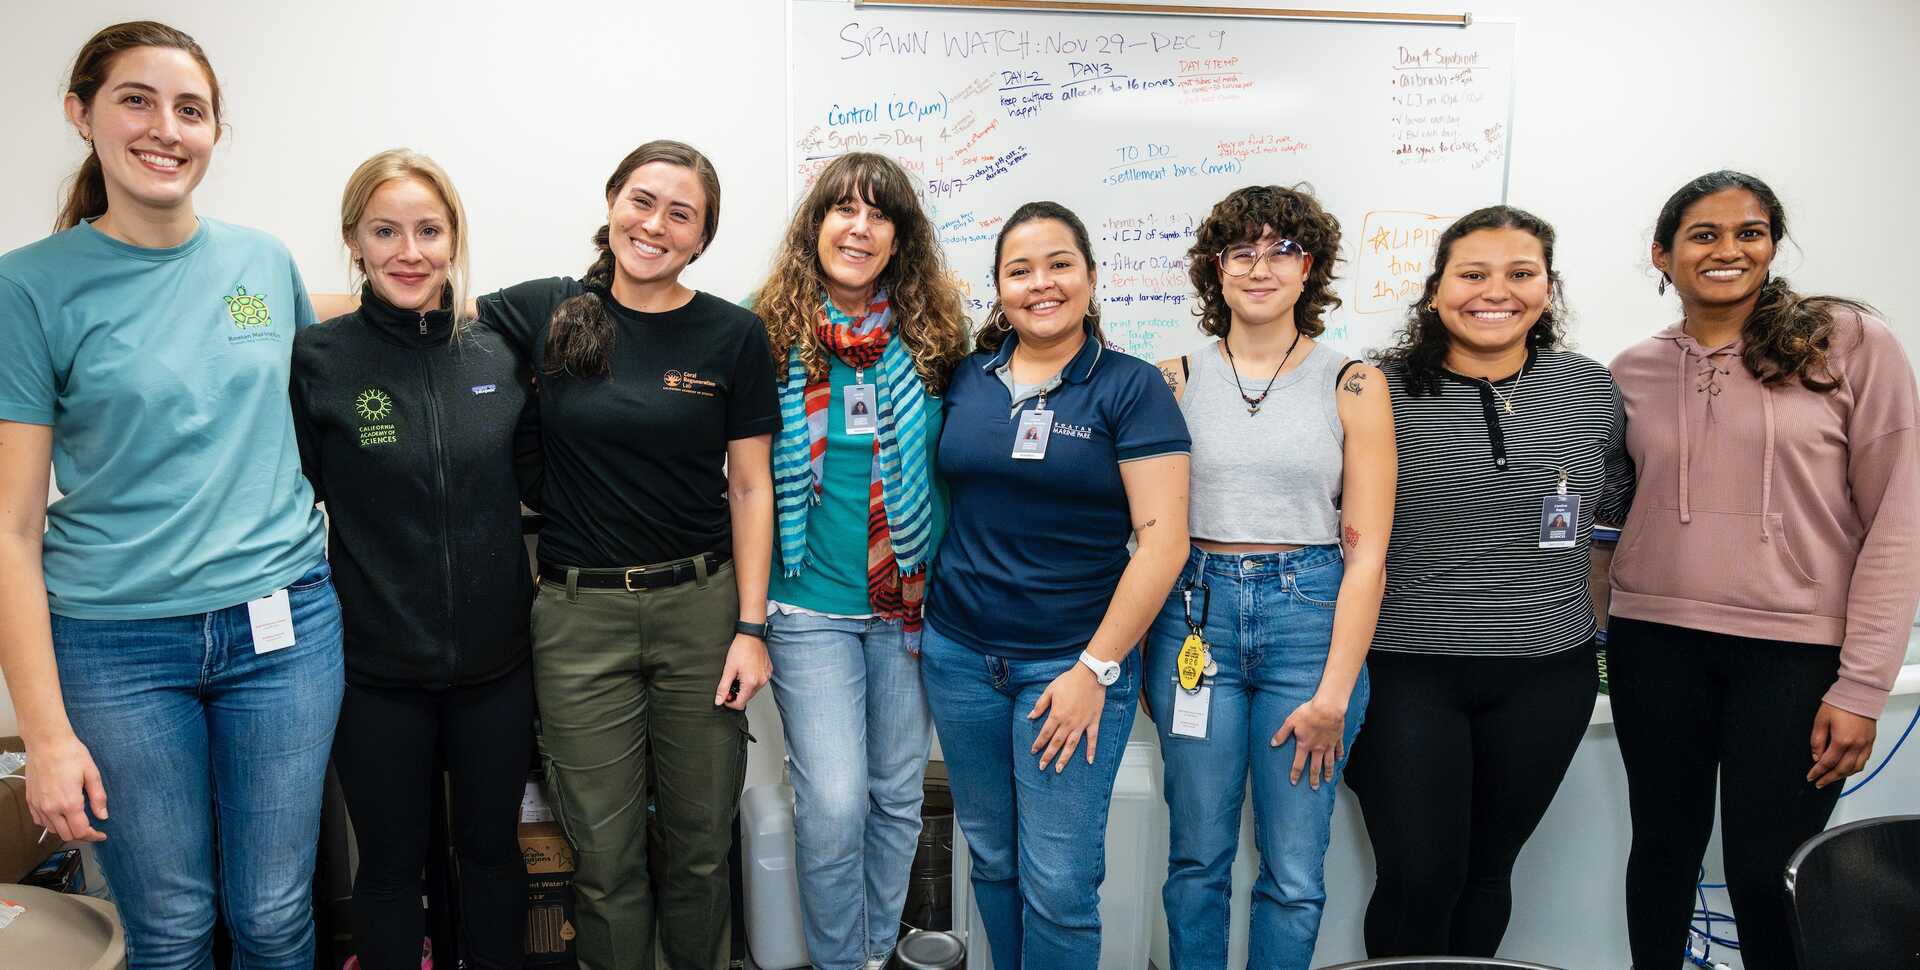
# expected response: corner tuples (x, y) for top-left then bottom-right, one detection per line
(1342, 525), (1360, 551)
(1136, 518), (1157, 533)
(1342, 371), (1367, 396)
(1159, 366), (1179, 394)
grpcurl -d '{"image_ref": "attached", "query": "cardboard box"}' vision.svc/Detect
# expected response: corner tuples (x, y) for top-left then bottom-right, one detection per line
(524, 874), (576, 966)
(520, 776), (578, 968)
(520, 821), (575, 875)
(0, 737), (46, 884)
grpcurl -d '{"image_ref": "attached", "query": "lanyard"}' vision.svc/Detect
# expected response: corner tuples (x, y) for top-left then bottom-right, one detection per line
(1182, 581), (1210, 635)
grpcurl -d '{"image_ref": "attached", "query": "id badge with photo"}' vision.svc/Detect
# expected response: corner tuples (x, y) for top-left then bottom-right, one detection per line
(1012, 408), (1053, 460)
(1539, 493), (1580, 549)
(1170, 679), (1212, 739)
(844, 383), (878, 436)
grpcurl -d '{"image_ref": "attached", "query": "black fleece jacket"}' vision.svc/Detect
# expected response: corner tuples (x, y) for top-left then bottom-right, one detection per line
(291, 288), (540, 688)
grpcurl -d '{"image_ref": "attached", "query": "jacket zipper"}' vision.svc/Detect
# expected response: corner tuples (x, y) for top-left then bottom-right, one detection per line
(418, 312), (428, 336)
(421, 351), (458, 684)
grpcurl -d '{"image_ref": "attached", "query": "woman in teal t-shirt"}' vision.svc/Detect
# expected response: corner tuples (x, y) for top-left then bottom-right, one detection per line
(0, 23), (339, 970)
(753, 152), (968, 969)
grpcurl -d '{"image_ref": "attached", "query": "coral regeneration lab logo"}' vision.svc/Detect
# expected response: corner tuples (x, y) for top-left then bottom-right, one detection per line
(355, 388), (398, 447)
(662, 369), (719, 397)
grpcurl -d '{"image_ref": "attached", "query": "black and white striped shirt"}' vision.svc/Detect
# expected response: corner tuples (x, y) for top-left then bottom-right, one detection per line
(1374, 349), (1636, 657)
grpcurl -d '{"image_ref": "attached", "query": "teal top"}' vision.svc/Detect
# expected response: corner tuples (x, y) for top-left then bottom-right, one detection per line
(0, 219), (326, 619)
(769, 352), (948, 616)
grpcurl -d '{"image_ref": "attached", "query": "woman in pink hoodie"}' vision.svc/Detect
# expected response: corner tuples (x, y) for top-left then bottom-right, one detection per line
(1608, 170), (1920, 970)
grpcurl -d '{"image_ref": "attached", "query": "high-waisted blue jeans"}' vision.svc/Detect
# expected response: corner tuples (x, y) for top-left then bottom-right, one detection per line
(921, 622), (1141, 970)
(1145, 546), (1368, 970)
(50, 560), (344, 970)
(766, 610), (931, 970)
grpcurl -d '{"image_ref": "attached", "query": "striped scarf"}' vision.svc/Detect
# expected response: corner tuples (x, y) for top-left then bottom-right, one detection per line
(774, 290), (932, 645)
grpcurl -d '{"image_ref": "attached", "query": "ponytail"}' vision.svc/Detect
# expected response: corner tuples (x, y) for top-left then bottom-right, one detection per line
(543, 226), (618, 377)
(56, 21), (221, 232)
(1739, 276), (1870, 393)
(55, 152), (109, 232)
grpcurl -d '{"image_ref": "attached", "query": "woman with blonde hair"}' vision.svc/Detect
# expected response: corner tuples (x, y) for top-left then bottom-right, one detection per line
(753, 151), (968, 970)
(291, 148), (539, 970)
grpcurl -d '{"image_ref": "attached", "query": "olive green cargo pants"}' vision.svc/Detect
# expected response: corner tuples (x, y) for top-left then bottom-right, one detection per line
(532, 559), (748, 970)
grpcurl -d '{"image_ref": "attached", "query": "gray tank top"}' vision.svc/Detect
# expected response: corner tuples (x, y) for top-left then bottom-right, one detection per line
(1182, 340), (1347, 545)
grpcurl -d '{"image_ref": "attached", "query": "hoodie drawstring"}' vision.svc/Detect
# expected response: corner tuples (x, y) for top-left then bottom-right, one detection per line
(1676, 347), (1692, 524)
(1759, 384), (1775, 542)
(1674, 338), (1775, 540)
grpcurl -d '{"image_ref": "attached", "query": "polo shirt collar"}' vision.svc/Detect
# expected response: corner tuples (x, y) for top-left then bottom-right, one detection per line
(980, 323), (1106, 384)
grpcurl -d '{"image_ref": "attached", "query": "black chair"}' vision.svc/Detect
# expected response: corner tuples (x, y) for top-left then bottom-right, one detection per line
(1314, 959), (1568, 970)
(1785, 813), (1920, 970)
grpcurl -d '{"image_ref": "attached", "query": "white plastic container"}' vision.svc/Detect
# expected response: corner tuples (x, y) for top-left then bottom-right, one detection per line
(739, 783), (810, 970)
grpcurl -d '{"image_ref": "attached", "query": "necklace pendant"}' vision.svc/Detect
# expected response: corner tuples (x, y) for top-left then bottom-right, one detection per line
(1502, 400), (1514, 414)
(1247, 403), (1261, 416)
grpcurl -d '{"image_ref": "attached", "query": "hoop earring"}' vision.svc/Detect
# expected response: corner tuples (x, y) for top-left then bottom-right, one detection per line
(1086, 301), (1102, 321)
(991, 308), (1011, 332)
(1426, 301), (1437, 312)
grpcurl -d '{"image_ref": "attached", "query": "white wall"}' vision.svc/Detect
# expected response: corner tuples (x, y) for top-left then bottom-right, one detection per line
(2, 1), (1918, 962)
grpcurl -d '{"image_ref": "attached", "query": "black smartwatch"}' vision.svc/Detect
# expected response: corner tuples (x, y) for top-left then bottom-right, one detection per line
(735, 620), (770, 640)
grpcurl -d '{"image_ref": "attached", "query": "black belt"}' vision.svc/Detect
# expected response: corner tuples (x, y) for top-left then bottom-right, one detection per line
(539, 551), (731, 592)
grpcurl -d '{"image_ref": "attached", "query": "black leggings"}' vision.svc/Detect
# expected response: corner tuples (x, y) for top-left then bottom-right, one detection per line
(1343, 646), (1597, 957)
(1609, 618), (1843, 970)
(332, 660), (535, 970)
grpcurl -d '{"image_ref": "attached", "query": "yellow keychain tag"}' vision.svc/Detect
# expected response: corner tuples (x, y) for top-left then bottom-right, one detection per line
(1177, 633), (1207, 692)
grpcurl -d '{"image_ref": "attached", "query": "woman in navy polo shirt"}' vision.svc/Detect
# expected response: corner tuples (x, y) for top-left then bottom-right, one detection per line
(924, 200), (1191, 970)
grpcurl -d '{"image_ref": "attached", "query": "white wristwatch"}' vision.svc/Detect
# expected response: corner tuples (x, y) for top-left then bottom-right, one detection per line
(1078, 651), (1121, 686)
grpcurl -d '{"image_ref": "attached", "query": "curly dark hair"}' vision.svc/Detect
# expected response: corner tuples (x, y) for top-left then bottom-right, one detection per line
(1374, 205), (1568, 397)
(1185, 184), (1343, 338)
(1653, 170), (1872, 393)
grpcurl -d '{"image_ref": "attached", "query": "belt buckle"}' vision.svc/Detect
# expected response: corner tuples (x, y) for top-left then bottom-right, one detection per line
(624, 566), (648, 592)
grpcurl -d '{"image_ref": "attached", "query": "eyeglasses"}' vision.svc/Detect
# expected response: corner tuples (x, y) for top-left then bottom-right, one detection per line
(1218, 239), (1305, 277)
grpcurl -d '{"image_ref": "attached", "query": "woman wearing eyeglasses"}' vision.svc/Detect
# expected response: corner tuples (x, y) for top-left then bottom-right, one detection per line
(1147, 184), (1395, 970)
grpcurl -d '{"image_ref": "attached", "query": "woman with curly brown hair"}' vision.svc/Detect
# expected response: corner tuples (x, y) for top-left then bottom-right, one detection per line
(1147, 184), (1395, 970)
(1344, 205), (1635, 959)
(1608, 171), (1919, 970)
(754, 151), (967, 970)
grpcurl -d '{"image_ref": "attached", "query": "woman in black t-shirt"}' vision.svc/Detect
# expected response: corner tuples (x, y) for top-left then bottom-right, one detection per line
(477, 140), (779, 970)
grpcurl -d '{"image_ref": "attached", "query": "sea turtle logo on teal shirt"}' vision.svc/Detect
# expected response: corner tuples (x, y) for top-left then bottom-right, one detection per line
(223, 286), (272, 329)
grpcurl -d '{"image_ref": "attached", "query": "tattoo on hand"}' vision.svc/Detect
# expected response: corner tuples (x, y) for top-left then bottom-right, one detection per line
(1342, 525), (1360, 551)
(1342, 371), (1367, 396)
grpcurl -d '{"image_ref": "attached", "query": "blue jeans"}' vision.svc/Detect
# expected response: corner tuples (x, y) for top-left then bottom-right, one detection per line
(920, 622), (1140, 970)
(50, 560), (345, 970)
(766, 611), (932, 970)
(1145, 546), (1369, 970)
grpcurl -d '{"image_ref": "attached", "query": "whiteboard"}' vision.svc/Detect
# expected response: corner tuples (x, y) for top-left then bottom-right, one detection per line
(790, 0), (1516, 363)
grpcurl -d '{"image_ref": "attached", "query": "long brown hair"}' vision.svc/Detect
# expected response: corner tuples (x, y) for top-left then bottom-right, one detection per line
(974, 201), (1106, 356)
(1187, 184), (1343, 338)
(1374, 205), (1569, 397)
(756, 153), (968, 393)
(57, 21), (221, 232)
(544, 140), (722, 377)
(1653, 170), (1869, 392)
